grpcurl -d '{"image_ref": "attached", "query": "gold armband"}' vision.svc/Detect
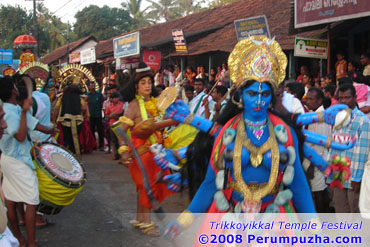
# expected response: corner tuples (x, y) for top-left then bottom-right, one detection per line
(183, 114), (194, 125)
(324, 137), (332, 149)
(118, 145), (129, 156)
(177, 210), (195, 229)
(317, 111), (324, 123)
(119, 116), (134, 127)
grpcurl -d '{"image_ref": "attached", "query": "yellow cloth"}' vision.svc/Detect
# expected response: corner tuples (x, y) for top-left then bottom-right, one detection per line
(0, 154), (39, 205)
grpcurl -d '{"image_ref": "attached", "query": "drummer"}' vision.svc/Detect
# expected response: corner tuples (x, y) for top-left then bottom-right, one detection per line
(14, 74), (52, 227)
(0, 76), (54, 247)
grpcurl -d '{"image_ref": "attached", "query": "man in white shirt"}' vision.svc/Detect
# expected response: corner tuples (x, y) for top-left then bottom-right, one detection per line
(188, 78), (208, 117)
(304, 87), (331, 212)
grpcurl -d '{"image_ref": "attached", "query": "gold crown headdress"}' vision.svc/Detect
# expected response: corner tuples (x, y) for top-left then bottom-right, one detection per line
(59, 64), (99, 93)
(228, 35), (287, 89)
(18, 61), (49, 90)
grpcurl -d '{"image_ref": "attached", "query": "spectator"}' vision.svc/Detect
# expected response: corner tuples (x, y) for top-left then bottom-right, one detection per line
(335, 51), (347, 79)
(360, 52), (370, 76)
(189, 78), (208, 117)
(87, 82), (105, 151)
(156, 84), (166, 95)
(323, 84), (339, 106)
(304, 87), (331, 212)
(328, 83), (370, 213)
(285, 82), (306, 113)
(196, 65), (208, 80)
(184, 86), (194, 104)
(296, 65), (308, 83)
(105, 92), (124, 160)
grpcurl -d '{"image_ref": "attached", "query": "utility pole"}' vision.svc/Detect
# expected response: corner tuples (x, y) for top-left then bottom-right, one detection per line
(67, 21), (70, 63)
(26, 0), (43, 59)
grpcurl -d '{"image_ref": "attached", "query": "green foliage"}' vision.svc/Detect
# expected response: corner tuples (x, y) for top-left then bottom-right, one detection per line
(0, 5), (33, 57)
(121, 0), (152, 30)
(208, 0), (236, 8)
(73, 5), (133, 41)
(146, 0), (180, 22)
(37, 3), (67, 53)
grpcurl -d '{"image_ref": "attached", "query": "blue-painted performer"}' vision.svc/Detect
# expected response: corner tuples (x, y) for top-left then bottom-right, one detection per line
(151, 36), (355, 237)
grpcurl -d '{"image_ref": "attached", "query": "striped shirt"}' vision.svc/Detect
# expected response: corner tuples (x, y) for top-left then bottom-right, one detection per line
(328, 107), (370, 188)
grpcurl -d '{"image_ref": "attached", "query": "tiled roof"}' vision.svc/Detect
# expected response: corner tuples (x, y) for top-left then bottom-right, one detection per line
(40, 35), (97, 64)
(97, 0), (325, 59)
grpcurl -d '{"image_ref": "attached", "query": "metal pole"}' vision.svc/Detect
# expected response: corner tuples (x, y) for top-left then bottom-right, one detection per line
(66, 22), (70, 63)
(33, 0), (39, 58)
(181, 57), (185, 80)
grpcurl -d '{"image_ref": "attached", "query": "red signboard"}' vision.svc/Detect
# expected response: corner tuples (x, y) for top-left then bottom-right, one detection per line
(69, 51), (81, 63)
(295, 0), (370, 28)
(143, 50), (161, 70)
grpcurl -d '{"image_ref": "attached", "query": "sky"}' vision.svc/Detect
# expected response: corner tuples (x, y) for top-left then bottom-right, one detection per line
(0, 0), (145, 23)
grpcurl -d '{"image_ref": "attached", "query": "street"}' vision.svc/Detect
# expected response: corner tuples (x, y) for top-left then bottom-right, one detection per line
(34, 151), (189, 247)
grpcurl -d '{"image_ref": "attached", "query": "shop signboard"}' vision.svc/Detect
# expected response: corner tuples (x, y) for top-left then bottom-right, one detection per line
(80, 47), (96, 65)
(172, 29), (188, 53)
(143, 50), (161, 70)
(294, 36), (328, 59)
(113, 32), (140, 58)
(69, 51), (81, 63)
(295, 0), (370, 28)
(234, 15), (271, 41)
(0, 49), (13, 64)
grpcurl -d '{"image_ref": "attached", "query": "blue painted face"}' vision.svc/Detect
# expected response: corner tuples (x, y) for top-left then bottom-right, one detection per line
(241, 82), (272, 121)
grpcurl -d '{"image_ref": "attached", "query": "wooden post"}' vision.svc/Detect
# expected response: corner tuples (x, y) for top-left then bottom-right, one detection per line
(327, 24), (331, 75)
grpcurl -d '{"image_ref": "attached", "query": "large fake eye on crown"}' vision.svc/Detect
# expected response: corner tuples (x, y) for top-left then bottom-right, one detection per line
(228, 35), (287, 89)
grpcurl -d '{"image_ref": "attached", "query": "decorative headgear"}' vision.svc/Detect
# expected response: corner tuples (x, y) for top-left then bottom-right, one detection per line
(59, 64), (98, 93)
(228, 35), (287, 89)
(134, 62), (153, 83)
(18, 61), (49, 90)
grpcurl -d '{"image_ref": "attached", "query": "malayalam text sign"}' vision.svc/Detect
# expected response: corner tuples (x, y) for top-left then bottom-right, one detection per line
(80, 47), (96, 65)
(69, 51), (80, 63)
(172, 29), (188, 54)
(113, 32), (140, 58)
(295, 0), (370, 28)
(143, 50), (161, 70)
(234, 15), (271, 41)
(294, 37), (328, 59)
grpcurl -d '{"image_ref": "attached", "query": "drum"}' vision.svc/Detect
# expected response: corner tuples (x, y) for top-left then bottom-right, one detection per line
(32, 142), (87, 215)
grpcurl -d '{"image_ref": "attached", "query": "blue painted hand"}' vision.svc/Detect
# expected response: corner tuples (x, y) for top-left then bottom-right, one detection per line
(166, 100), (190, 123)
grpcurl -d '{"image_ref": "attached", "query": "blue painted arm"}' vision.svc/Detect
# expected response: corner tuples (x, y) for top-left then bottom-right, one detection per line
(296, 104), (348, 126)
(166, 100), (213, 133)
(187, 163), (217, 213)
(303, 143), (328, 171)
(288, 128), (316, 213)
(302, 130), (355, 150)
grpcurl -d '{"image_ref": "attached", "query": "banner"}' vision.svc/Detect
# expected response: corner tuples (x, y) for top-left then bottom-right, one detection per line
(172, 29), (188, 54)
(0, 49), (13, 65)
(295, 0), (370, 28)
(69, 51), (81, 64)
(80, 47), (96, 65)
(143, 50), (161, 70)
(113, 32), (140, 58)
(294, 36), (328, 59)
(234, 15), (271, 41)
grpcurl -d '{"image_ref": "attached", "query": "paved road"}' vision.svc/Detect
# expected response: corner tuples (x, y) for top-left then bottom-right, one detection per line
(34, 151), (189, 247)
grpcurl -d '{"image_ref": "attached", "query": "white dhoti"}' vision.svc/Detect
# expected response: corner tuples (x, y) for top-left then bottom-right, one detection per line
(0, 155), (39, 205)
(359, 160), (370, 218)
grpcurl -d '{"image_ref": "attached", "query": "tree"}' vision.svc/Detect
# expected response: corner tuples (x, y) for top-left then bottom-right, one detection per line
(174, 0), (203, 17)
(146, 0), (179, 22)
(208, 0), (236, 8)
(0, 5), (33, 57)
(122, 0), (151, 29)
(37, 3), (67, 53)
(73, 5), (133, 41)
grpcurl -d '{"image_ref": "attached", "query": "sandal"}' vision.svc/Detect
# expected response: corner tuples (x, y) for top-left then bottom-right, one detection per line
(129, 220), (143, 227)
(141, 224), (160, 237)
(138, 222), (155, 229)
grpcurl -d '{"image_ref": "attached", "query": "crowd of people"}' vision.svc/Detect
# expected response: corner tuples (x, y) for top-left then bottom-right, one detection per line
(0, 35), (369, 245)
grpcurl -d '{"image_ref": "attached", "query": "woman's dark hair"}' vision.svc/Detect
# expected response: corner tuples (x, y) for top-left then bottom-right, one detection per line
(120, 72), (158, 102)
(60, 84), (82, 116)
